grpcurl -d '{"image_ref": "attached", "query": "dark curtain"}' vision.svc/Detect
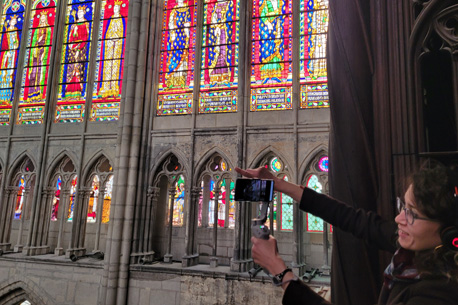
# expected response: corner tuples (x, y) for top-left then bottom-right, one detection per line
(327, 0), (382, 304)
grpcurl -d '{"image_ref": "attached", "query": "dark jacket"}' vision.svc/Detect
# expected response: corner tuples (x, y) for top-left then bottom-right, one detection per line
(282, 187), (458, 305)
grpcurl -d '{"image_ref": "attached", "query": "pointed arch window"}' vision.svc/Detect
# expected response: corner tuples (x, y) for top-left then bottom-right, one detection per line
(12, 157), (35, 220)
(17, 0), (58, 124)
(299, 0), (328, 108)
(157, 0), (197, 115)
(67, 174), (77, 221)
(198, 0), (239, 113)
(168, 174), (186, 226)
(304, 154), (329, 232)
(250, 0), (293, 111)
(0, 0), (27, 125)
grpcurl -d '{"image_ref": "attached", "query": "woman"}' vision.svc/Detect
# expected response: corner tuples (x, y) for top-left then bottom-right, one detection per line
(235, 161), (458, 304)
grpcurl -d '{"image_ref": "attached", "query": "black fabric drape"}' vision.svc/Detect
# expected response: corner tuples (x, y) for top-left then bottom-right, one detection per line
(327, 0), (382, 304)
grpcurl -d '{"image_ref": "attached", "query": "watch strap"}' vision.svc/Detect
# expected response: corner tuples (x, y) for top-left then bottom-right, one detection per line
(272, 267), (293, 286)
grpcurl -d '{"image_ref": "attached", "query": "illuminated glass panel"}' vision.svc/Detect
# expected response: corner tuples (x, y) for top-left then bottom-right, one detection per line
(91, 0), (129, 122)
(55, 0), (95, 123)
(169, 174), (185, 226)
(18, 0), (58, 125)
(318, 155), (328, 172)
(102, 174), (113, 223)
(270, 156), (281, 172)
(299, 0), (329, 108)
(199, 0), (239, 114)
(87, 175), (98, 222)
(14, 175), (25, 219)
(228, 180), (235, 228)
(0, 0), (26, 125)
(51, 176), (61, 221)
(280, 192), (293, 230)
(306, 174), (324, 232)
(251, 0), (292, 111)
(157, 0), (197, 115)
(67, 175), (77, 221)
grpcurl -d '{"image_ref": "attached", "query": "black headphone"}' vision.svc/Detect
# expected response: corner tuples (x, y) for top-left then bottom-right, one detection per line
(440, 186), (458, 251)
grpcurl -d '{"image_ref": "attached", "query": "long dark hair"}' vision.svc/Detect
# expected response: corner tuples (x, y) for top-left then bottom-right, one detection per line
(409, 160), (458, 280)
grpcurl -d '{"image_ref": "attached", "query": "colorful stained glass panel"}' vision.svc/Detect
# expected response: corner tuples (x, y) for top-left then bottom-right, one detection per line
(199, 0), (239, 114)
(0, 0), (26, 125)
(91, 0), (129, 122)
(299, 0), (329, 108)
(18, 0), (58, 125)
(55, 1), (95, 123)
(157, 0), (197, 116)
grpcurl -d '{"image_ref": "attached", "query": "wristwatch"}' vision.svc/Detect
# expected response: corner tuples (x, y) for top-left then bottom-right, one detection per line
(272, 268), (293, 286)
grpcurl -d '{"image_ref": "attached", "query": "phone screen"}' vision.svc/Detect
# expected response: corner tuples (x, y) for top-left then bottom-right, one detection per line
(234, 178), (274, 202)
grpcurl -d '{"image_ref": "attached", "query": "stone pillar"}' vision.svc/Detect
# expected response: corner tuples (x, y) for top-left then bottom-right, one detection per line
(210, 187), (220, 268)
(291, 200), (306, 276)
(230, 200), (253, 272)
(163, 188), (176, 263)
(0, 188), (14, 251)
(55, 189), (70, 255)
(94, 188), (106, 252)
(182, 186), (200, 267)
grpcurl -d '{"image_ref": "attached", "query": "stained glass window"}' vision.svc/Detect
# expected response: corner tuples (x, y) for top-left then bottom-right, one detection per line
(318, 155), (328, 172)
(51, 176), (61, 221)
(91, 0), (129, 121)
(102, 174), (112, 223)
(55, 0), (95, 123)
(157, 0), (197, 115)
(67, 175), (77, 221)
(87, 175), (98, 222)
(18, 0), (58, 125)
(0, 0), (26, 125)
(14, 175), (25, 219)
(251, 0), (292, 111)
(299, 0), (329, 108)
(306, 173), (324, 231)
(198, 0), (239, 114)
(169, 174), (185, 226)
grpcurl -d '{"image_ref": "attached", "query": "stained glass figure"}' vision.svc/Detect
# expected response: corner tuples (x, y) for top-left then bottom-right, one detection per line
(91, 0), (129, 121)
(299, 0), (329, 108)
(14, 175), (25, 219)
(87, 175), (99, 222)
(171, 174), (185, 226)
(0, 0), (26, 125)
(18, 0), (58, 124)
(251, 0), (292, 111)
(199, 0), (239, 114)
(157, 0), (196, 115)
(102, 175), (112, 223)
(55, 1), (95, 123)
(51, 176), (62, 221)
(67, 175), (77, 221)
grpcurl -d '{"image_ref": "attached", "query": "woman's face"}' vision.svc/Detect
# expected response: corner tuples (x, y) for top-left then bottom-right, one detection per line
(395, 184), (442, 252)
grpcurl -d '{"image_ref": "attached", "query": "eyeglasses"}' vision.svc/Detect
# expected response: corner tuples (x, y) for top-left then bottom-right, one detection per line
(396, 197), (435, 225)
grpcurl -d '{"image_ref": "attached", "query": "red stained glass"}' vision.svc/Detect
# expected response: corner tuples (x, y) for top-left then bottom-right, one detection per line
(18, 0), (58, 125)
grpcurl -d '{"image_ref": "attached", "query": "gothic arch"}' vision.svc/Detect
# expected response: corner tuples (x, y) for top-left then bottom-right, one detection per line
(82, 151), (114, 186)
(248, 146), (293, 178)
(44, 150), (78, 188)
(0, 278), (53, 305)
(299, 144), (328, 177)
(149, 149), (189, 187)
(194, 148), (236, 184)
(6, 152), (36, 187)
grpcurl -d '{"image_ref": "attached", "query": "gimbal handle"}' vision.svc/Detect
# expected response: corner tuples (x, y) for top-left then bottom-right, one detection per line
(251, 201), (270, 240)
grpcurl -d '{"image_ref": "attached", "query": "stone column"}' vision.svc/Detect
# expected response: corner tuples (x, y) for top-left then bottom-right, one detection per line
(55, 189), (70, 255)
(94, 187), (106, 252)
(210, 187), (220, 268)
(182, 186), (200, 267)
(230, 199), (253, 272)
(0, 188), (14, 251)
(291, 200), (306, 276)
(146, 186), (159, 252)
(163, 188), (176, 263)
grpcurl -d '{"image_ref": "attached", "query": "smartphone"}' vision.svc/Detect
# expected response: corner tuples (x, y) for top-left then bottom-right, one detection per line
(234, 178), (274, 202)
